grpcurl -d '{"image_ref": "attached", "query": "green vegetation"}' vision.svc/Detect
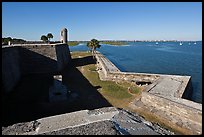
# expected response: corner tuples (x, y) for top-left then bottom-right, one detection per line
(87, 39), (101, 59)
(85, 64), (132, 99)
(68, 41), (80, 46)
(2, 37), (26, 45)
(40, 35), (48, 43)
(47, 33), (53, 42)
(101, 41), (128, 46)
(70, 51), (141, 108)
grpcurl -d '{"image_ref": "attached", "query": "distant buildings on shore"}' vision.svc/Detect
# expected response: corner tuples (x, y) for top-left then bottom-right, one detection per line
(2, 37), (201, 46)
(98, 40), (200, 42)
(72, 40), (200, 43)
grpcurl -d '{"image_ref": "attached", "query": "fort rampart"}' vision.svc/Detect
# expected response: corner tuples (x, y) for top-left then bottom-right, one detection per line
(2, 43), (71, 93)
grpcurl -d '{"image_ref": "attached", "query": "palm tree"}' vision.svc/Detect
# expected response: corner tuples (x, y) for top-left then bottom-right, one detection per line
(87, 39), (101, 59)
(41, 35), (48, 43)
(47, 33), (53, 43)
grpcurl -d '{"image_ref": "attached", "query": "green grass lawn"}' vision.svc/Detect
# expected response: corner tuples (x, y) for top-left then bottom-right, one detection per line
(70, 51), (141, 108)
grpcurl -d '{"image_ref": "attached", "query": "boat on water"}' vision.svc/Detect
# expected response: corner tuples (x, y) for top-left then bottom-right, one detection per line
(194, 42), (197, 45)
(156, 42), (158, 45)
(179, 42), (183, 46)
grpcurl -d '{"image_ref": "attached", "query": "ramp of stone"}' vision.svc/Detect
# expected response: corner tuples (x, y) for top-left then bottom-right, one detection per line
(96, 52), (120, 73)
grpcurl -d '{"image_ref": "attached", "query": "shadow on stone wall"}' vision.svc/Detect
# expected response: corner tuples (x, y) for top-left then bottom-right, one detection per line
(71, 56), (96, 67)
(181, 78), (193, 100)
(19, 47), (58, 75)
(2, 55), (112, 127)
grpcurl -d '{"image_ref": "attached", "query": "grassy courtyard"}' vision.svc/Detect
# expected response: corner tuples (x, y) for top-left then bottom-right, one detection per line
(70, 51), (141, 109)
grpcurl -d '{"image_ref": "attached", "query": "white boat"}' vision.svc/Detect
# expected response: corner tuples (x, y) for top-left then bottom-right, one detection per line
(156, 42), (158, 45)
(179, 42), (183, 45)
(194, 42), (197, 45)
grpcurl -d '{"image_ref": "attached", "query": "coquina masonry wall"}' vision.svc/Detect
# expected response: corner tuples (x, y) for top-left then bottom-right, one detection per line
(141, 92), (202, 134)
(95, 51), (160, 82)
(2, 43), (71, 93)
(2, 46), (22, 92)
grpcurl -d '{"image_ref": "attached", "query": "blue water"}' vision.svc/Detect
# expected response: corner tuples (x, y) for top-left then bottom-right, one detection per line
(69, 41), (202, 104)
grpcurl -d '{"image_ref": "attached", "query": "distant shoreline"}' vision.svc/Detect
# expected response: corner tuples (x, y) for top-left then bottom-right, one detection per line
(100, 41), (128, 46)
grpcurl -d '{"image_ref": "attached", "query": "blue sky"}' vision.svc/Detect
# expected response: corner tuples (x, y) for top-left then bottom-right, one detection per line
(2, 2), (202, 41)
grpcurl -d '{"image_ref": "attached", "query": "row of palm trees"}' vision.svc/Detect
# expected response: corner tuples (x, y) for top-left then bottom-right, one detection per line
(41, 33), (53, 43)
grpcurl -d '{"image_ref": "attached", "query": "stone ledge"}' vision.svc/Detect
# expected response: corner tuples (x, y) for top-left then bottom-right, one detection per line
(23, 107), (119, 135)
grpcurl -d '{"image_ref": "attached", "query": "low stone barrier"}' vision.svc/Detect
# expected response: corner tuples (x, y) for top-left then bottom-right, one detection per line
(141, 92), (202, 134)
(95, 52), (160, 83)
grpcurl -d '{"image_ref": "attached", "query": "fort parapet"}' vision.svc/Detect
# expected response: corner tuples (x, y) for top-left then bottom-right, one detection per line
(2, 43), (71, 93)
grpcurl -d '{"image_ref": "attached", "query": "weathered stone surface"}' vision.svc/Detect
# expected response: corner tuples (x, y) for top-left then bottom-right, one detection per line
(2, 107), (176, 135)
(2, 47), (21, 92)
(2, 121), (40, 135)
(20, 107), (118, 135)
(42, 120), (120, 135)
(87, 107), (118, 115)
(148, 76), (183, 98)
(2, 43), (71, 93)
(140, 92), (202, 135)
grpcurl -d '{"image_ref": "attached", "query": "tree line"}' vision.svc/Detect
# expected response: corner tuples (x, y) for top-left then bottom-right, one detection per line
(2, 32), (54, 45)
(2, 37), (26, 45)
(2, 34), (102, 59)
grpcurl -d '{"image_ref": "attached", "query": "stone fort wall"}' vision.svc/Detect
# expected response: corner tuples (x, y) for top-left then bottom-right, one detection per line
(2, 46), (22, 92)
(2, 43), (71, 93)
(141, 92), (202, 134)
